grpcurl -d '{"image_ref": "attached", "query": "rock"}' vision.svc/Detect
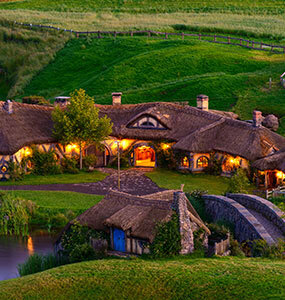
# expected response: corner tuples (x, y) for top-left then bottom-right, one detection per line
(262, 114), (279, 131)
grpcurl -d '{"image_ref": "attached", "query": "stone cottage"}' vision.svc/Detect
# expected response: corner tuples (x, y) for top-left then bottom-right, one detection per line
(55, 189), (210, 255)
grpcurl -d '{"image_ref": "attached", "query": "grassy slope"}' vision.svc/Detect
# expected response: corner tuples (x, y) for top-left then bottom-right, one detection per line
(8, 190), (103, 213)
(22, 37), (285, 131)
(0, 257), (285, 300)
(0, 170), (107, 186)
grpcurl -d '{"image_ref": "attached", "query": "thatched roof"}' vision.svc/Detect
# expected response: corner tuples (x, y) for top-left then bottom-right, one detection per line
(1, 100), (285, 163)
(0, 102), (54, 155)
(75, 189), (175, 242)
(252, 148), (285, 171)
(172, 116), (285, 161)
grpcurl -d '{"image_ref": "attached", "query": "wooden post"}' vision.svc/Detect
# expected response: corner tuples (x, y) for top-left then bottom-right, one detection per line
(199, 33), (201, 40)
(117, 141), (120, 191)
(165, 33), (168, 39)
(182, 32), (184, 40)
(76, 32), (79, 38)
(227, 36), (230, 44)
(130, 31), (133, 37)
(260, 42), (263, 49)
(114, 31), (117, 38)
(148, 30), (151, 37)
(240, 38), (242, 46)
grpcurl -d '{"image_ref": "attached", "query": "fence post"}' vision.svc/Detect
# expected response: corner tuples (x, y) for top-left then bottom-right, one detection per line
(148, 30), (151, 37)
(199, 33), (201, 40)
(240, 38), (242, 46)
(76, 32), (79, 38)
(165, 33), (168, 39)
(114, 31), (117, 39)
(182, 32), (184, 40)
(130, 31), (133, 37)
(260, 42), (263, 49)
(227, 36), (230, 44)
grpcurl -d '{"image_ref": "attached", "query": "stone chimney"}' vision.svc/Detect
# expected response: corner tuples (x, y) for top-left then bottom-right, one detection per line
(197, 94), (209, 111)
(112, 92), (122, 105)
(3, 100), (13, 114)
(253, 110), (263, 127)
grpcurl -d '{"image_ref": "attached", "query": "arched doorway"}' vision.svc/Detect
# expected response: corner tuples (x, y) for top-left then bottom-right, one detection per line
(134, 145), (156, 167)
(85, 144), (110, 167)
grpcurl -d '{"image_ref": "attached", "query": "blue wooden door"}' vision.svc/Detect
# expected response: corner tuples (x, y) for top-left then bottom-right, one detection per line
(113, 228), (126, 252)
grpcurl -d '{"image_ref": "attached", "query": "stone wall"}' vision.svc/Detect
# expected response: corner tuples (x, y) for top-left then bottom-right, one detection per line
(203, 195), (275, 244)
(173, 192), (194, 254)
(227, 194), (285, 234)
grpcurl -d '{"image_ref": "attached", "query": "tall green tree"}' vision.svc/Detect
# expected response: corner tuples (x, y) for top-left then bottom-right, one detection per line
(52, 89), (113, 169)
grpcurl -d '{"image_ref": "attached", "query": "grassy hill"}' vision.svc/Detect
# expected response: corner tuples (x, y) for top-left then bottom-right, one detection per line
(21, 36), (285, 133)
(0, 256), (285, 300)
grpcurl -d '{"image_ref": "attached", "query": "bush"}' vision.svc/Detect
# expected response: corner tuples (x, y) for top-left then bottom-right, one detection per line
(227, 168), (250, 194)
(204, 154), (223, 176)
(7, 161), (24, 181)
(251, 239), (285, 259)
(230, 239), (245, 257)
(207, 223), (229, 245)
(150, 213), (181, 258)
(61, 156), (79, 174)
(22, 96), (50, 106)
(18, 253), (68, 277)
(0, 193), (36, 236)
(29, 147), (62, 175)
(82, 154), (97, 170)
(69, 243), (96, 263)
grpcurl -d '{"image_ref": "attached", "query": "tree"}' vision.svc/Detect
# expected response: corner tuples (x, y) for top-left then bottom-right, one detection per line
(52, 89), (113, 169)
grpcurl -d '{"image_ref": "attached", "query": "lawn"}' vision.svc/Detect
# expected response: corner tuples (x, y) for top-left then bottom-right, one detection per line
(7, 190), (103, 214)
(147, 169), (233, 195)
(0, 170), (107, 186)
(0, 256), (285, 300)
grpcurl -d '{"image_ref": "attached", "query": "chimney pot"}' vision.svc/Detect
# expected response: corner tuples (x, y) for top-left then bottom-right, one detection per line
(197, 94), (209, 111)
(253, 110), (263, 127)
(112, 92), (122, 105)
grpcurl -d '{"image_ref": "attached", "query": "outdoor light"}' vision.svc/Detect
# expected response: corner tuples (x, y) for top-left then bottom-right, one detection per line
(115, 140), (121, 191)
(161, 143), (170, 150)
(276, 171), (285, 179)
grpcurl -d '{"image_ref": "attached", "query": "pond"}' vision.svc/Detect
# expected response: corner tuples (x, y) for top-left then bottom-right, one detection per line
(0, 233), (54, 281)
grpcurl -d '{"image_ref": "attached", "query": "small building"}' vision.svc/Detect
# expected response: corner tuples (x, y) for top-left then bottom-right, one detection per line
(56, 189), (210, 255)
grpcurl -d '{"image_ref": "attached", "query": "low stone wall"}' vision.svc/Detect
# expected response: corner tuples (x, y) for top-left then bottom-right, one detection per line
(227, 194), (285, 234)
(203, 195), (275, 244)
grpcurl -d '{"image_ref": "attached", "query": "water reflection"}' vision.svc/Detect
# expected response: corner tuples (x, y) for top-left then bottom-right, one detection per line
(0, 233), (54, 281)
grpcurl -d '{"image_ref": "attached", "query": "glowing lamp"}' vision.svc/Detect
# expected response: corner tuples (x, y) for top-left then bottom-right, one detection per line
(66, 144), (79, 153)
(161, 143), (170, 150)
(276, 171), (285, 179)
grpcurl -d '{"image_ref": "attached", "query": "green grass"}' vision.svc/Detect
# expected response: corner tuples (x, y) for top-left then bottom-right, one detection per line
(7, 190), (103, 213)
(147, 169), (234, 195)
(0, 170), (107, 186)
(0, 256), (285, 299)
(21, 36), (285, 125)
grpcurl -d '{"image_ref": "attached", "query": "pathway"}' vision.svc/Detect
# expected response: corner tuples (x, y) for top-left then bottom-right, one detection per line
(0, 168), (165, 196)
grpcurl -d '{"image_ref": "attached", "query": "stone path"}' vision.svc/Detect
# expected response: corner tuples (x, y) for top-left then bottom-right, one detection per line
(247, 209), (284, 242)
(0, 168), (165, 196)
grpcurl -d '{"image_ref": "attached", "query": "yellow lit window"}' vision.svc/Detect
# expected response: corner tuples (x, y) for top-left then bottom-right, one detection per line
(182, 157), (190, 168)
(197, 156), (209, 169)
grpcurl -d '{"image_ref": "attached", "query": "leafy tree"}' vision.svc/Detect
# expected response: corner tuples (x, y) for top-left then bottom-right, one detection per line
(52, 89), (113, 169)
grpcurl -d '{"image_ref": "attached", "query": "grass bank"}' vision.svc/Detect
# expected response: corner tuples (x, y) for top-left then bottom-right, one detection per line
(0, 256), (285, 300)
(0, 170), (107, 186)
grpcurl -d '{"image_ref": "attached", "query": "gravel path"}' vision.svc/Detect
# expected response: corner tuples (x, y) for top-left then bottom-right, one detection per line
(0, 168), (165, 196)
(247, 209), (284, 242)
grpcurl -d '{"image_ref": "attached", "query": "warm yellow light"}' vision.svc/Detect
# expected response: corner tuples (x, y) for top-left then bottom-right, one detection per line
(66, 144), (79, 153)
(161, 143), (170, 150)
(276, 171), (285, 179)
(228, 157), (240, 166)
(22, 147), (32, 157)
(120, 139), (134, 150)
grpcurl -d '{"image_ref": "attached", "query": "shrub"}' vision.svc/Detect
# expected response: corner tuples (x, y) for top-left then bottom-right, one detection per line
(0, 193), (36, 236)
(204, 154), (223, 176)
(22, 96), (50, 106)
(7, 161), (24, 181)
(207, 223), (229, 245)
(82, 154), (97, 170)
(150, 213), (181, 258)
(230, 239), (245, 257)
(154, 142), (177, 170)
(61, 156), (79, 174)
(69, 243), (96, 263)
(227, 168), (250, 194)
(251, 239), (285, 259)
(29, 147), (62, 175)
(18, 253), (68, 277)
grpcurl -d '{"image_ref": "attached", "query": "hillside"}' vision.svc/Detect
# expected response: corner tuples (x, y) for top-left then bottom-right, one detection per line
(21, 36), (285, 134)
(0, 256), (285, 300)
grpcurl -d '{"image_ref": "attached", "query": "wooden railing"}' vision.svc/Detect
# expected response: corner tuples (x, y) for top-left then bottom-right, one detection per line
(266, 185), (285, 199)
(13, 21), (285, 54)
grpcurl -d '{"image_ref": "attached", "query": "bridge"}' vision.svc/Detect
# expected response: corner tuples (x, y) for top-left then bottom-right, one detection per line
(202, 194), (285, 244)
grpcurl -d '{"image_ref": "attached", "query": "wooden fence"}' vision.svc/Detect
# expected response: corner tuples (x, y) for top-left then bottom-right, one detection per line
(13, 21), (285, 54)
